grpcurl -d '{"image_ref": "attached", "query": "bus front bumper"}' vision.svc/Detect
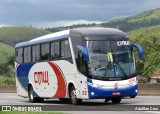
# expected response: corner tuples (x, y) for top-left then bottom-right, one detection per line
(87, 84), (138, 99)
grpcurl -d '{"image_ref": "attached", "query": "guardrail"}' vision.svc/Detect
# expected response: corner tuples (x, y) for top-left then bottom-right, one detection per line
(0, 85), (16, 93)
(138, 84), (160, 96)
(0, 84), (160, 95)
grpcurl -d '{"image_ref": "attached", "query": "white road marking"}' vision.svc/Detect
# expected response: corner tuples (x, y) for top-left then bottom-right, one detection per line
(0, 101), (8, 103)
(146, 111), (160, 114)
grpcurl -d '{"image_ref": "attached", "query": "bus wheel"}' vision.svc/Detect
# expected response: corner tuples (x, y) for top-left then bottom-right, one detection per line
(36, 97), (44, 102)
(111, 98), (121, 104)
(59, 98), (69, 103)
(105, 98), (110, 103)
(69, 86), (82, 105)
(28, 86), (44, 103)
(130, 96), (136, 98)
(28, 86), (35, 103)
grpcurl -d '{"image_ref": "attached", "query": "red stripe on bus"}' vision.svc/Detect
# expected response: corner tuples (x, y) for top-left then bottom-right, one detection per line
(48, 62), (66, 98)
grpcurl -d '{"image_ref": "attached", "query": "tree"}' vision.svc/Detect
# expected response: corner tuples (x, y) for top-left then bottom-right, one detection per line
(131, 30), (160, 78)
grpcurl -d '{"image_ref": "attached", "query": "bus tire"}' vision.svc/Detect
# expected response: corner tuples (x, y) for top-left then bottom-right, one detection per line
(28, 86), (44, 103)
(59, 98), (69, 103)
(111, 97), (121, 104)
(105, 98), (110, 103)
(36, 97), (44, 102)
(69, 86), (82, 105)
(28, 86), (36, 103)
(130, 96), (136, 98)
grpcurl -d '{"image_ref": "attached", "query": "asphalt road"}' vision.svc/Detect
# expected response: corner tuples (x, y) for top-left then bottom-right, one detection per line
(0, 93), (160, 114)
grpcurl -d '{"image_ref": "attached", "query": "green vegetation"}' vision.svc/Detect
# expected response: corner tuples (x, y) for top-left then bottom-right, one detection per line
(0, 27), (51, 46)
(0, 76), (16, 85)
(0, 42), (14, 63)
(128, 26), (160, 78)
(0, 112), (64, 114)
(0, 56), (15, 85)
(128, 25), (160, 37)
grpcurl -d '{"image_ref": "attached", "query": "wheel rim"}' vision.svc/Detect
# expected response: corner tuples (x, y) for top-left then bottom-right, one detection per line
(29, 87), (34, 102)
(71, 89), (76, 103)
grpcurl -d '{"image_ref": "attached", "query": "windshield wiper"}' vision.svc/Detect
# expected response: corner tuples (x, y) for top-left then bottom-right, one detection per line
(115, 63), (127, 77)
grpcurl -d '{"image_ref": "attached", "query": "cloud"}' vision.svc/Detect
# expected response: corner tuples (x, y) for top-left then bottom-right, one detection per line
(0, 0), (160, 28)
(31, 20), (102, 28)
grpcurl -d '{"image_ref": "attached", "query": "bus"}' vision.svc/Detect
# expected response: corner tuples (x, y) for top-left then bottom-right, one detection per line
(15, 28), (143, 105)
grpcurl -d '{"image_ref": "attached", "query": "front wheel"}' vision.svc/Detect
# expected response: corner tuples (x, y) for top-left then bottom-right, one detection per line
(111, 98), (121, 104)
(69, 86), (82, 105)
(130, 96), (136, 98)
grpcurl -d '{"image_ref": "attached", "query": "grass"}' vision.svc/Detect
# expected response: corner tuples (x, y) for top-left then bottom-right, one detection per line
(0, 26), (51, 46)
(128, 25), (160, 38)
(0, 77), (16, 85)
(0, 112), (64, 114)
(0, 42), (14, 63)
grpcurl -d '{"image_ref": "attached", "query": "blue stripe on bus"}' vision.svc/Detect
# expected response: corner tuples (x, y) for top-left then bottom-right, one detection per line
(87, 79), (137, 99)
(17, 63), (34, 91)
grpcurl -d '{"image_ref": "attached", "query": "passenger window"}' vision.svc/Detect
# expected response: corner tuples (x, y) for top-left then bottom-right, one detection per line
(64, 40), (71, 59)
(35, 45), (40, 61)
(61, 40), (72, 61)
(32, 46), (36, 62)
(41, 43), (50, 60)
(51, 42), (60, 59)
(24, 47), (31, 63)
(16, 48), (23, 64)
(61, 41), (65, 59)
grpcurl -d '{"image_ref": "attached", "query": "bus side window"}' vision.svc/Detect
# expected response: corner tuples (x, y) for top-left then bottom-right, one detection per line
(32, 46), (36, 62)
(61, 40), (65, 59)
(41, 43), (50, 60)
(64, 40), (72, 60)
(77, 51), (88, 75)
(35, 45), (40, 61)
(16, 48), (23, 64)
(51, 42), (60, 60)
(61, 40), (72, 63)
(24, 47), (31, 63)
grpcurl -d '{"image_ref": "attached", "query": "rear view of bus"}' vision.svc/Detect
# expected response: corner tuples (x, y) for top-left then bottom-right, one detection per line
(15, 28), (143, 105)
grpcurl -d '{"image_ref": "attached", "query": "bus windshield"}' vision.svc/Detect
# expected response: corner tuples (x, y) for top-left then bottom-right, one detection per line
(88, 41), (136, 79)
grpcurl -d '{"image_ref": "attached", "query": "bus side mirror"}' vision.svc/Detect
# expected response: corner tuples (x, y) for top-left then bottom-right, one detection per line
(132, 44), (144, 60)
(77, 45), (89, 62)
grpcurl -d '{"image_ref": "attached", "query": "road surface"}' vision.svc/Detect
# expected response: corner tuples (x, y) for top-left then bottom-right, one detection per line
(0, 93), (159, 114)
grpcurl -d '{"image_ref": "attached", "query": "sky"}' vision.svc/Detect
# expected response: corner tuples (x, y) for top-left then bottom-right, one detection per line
(1, 0), (160, 28)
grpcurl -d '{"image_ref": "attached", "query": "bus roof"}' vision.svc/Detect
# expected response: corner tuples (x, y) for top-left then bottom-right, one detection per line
(15, 28), (127, 48)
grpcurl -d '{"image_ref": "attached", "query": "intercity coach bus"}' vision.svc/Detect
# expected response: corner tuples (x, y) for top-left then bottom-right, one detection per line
(15, 28), (143, 105)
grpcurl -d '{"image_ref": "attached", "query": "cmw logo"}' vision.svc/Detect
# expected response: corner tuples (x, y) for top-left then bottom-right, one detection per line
(117, 41), (130, 46)
(34, 71), (49, 83)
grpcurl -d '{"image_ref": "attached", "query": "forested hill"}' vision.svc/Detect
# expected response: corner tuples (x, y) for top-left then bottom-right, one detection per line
(100, 8), (160, 32)
(0, 27), (51, 46)
(46, 8), (160, 33)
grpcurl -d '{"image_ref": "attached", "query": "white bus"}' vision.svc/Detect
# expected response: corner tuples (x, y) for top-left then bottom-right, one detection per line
(15, 28), (143, 105)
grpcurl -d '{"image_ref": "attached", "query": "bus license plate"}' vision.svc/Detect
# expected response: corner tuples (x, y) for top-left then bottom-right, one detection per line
(112, 92), (121, 96)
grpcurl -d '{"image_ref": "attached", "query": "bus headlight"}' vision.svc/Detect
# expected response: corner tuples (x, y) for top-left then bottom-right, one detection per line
(135, 89), (138, 93)
(91, 92), (94, 96)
